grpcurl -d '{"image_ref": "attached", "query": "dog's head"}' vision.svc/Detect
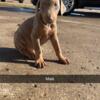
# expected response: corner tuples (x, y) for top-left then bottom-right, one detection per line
(37, 0), (60, 24)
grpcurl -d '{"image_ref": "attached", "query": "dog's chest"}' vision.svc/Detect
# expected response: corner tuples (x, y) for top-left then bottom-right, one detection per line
(39, 25), (54, 44)
(40, 25), (53, 38)
(46, 25), (53, 36)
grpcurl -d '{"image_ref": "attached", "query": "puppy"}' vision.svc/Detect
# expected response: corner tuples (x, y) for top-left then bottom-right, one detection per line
(14, 0), (69, 68)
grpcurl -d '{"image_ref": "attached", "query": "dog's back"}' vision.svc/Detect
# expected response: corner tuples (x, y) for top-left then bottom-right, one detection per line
(14, 17), (34, 52)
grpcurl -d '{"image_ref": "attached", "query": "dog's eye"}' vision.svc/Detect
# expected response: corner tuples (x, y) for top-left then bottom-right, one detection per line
(54, 3), (57, 7)
(54, 3), (59, 10)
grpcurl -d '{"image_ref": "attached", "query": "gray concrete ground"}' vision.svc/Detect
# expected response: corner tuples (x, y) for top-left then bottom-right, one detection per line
(0, 3), (100, 100)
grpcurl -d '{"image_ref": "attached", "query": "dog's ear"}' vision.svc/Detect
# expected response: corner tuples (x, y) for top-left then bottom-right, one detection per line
(36, 0), (40, 12)
(60, 0), (66, 15)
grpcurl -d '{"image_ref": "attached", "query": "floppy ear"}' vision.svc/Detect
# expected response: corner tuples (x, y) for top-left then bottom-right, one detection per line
(60, 0), (66, 15)
(36, 0), (40, 12)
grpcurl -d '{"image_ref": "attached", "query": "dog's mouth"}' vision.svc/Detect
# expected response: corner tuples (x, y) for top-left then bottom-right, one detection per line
(43, 17), (55, 25)
(46, 19), (53, 24)
(40, 14), (54, 25)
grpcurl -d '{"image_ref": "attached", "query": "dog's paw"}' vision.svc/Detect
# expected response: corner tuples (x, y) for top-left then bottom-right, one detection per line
(59, 57), (69, 65)
(35, 58), (46, 68)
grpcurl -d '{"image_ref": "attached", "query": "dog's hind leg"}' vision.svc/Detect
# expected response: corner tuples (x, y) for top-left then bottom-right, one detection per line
(19, 48), (35, 60)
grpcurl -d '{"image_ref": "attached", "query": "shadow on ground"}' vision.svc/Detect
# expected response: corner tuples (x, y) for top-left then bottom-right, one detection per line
(0, 6), (35, 13)
(64, 10), (100, 18)
(0, 7), (100, 18)
(0, 47), (58, 67)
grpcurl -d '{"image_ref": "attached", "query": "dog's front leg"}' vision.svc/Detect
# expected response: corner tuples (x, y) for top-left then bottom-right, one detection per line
(50, 34), (69, 64)
(31, 34), (46, 68)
